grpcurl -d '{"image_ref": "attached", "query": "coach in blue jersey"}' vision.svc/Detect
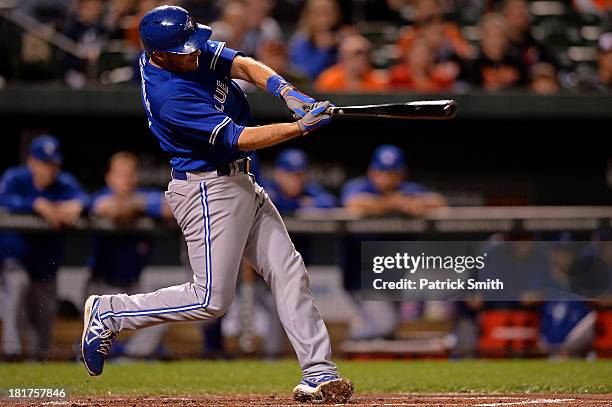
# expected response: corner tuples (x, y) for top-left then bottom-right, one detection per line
(0, 135), (88, 359)
(340, 145), (447, 340)
(81, 6), (352, 403)
(262, 148), (336, 212)
(342, 144), (447, 216)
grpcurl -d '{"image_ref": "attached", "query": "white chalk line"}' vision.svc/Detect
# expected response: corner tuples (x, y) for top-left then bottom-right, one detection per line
(475, 398), (576, 406)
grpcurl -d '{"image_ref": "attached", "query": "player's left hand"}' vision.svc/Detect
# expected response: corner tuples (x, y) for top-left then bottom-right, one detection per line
(297, 100), (332, 134)
(281, 87), (315, 118)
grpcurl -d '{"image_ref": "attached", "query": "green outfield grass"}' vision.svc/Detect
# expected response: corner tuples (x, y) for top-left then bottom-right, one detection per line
(1, 359), (611, 395)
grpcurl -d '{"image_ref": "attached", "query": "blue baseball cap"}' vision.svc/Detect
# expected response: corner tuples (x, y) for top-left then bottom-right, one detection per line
(29, 135), (63, 164)
(370, 145), (406, 171)
(275, 148), (308, 172)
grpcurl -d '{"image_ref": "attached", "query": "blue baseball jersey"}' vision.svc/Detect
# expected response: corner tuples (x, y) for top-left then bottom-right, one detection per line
(540, 301), (591, 345)
(340, 176), (428, 205)
(88, 188), (165, 287)
(0, 166), (88, 280)
(138, 41), (255, 172)
(0, 166), (88, 213)
(260, 180), (337, 212)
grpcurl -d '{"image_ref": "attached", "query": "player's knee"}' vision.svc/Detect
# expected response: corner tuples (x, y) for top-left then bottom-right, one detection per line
(206, 295), (234, 318)
(205, 303), (229, 319)
(192, 283), (233, 318)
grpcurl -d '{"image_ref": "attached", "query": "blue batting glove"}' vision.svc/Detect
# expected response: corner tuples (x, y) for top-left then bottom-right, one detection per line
(297, 101), (333, 135)
(282, 87), (316, 118)
(266, 74), (315, 118)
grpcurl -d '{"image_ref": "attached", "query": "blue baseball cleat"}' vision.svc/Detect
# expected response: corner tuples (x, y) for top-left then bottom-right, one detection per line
(81, 295), (116, 376)
(292, 372), (354, 403)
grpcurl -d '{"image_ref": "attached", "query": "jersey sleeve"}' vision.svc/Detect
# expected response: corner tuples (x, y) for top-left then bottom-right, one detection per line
(340, 178), (371, 205)
(57, 173), (90, 207)
(160, 95), (245, 150)
(0, 169), (35, 213)
(139, 190), (166, 218)
(90, 189), (111, 214)
(201, 40), (241, 78)
(398, 182), (429, 196)
(306, 183), (337, 208)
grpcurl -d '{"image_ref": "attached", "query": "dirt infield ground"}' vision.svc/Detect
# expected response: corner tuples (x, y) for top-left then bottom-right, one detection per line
(5, 394), (612, 406)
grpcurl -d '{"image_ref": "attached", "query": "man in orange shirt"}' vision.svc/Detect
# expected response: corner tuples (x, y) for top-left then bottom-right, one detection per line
(389, 38), (455, 92)
(397, 0), (473, 61)
(315, 35), (387, 92)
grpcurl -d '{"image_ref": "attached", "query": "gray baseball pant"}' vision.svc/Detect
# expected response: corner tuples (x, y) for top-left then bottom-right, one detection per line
(97, 170), (337, 378)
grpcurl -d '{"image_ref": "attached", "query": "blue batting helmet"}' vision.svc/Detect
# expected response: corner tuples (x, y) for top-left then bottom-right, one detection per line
(139, 6), (212, 54)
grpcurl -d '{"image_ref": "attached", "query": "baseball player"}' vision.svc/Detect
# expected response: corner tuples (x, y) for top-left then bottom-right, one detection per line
(81, 5), (353, 403)
(262, 148), (337, 212)
(88, 151), (173, 359)
(341, 145), (447, 340)
(0, 135), (88, 359)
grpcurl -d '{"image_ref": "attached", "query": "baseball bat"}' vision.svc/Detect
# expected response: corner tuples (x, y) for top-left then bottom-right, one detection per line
(325, 99), (457, 120)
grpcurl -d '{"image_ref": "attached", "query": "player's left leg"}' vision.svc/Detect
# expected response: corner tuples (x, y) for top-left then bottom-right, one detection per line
(242, 182), (353, 403)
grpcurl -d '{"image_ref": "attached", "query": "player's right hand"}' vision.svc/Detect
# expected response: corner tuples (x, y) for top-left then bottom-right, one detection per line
(282, 87), (315, 118)
(297, 101), (332, 135)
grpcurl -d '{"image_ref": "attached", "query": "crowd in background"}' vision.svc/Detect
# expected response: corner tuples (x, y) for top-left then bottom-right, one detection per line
(0, 0), (611, 92)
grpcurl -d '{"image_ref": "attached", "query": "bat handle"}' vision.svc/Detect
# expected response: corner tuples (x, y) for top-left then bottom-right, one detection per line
(326, 106), (341, 116)
(304, 103), (338, 116)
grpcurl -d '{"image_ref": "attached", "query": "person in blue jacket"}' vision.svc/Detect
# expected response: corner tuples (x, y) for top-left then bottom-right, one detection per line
(0, 135), (88, 359)
(261, 148), (336, 212)
(87, 151), (173, 359)
(340, 145), (447, 340)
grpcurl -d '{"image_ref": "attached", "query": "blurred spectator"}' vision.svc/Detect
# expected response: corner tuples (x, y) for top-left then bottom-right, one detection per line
(211, 0), (280, 57)
(261, 148), (337, 211)
(363, 0), (411, 23)
(88, 151), (172, 358)
(316, 35), (388, 92)
(180, 0), (222, 24)
(0, 135), (87, 360)
(503, 0), (552, 69)
(397, 0), (473, 61)
(289, 0), (347, 80)
(573, 0), (612, 15)
(17, 0), (72, 25)
(577, 32), (612, 92)
(596, 33), (612, 91)
(389, 38), (454, 92)
(61, 0), (108, 88)
(470, 13), (527, 92)
(124, 0), (162, 50)
(242, 0), (282, 57)
(210, 1), (251, 52)
(530, 62), (560, 94)
(341, 145), (447, 216)
(103, 0), (137, 41)
(256, 40), (308, 87)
